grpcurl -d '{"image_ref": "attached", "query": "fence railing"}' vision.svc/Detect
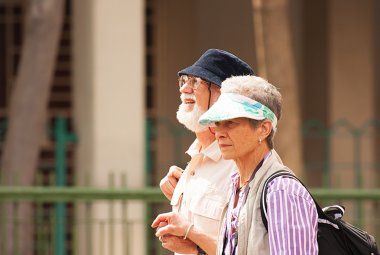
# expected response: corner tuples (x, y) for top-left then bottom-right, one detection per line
(0, 188), (167, 255)
(0, 187), (166, 202)
(1, 187), (380, 201)
(0, 187), (379, 255)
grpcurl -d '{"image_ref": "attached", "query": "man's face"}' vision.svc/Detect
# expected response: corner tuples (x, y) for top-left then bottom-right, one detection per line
(176, 75), (219, 132)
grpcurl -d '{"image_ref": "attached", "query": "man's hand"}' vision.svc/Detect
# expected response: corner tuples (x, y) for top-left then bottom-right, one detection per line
(159, 235), (198, 254)
(151, 212), (190, 237)
(159, 166), (183, 200)
(152, 212), (197, 253)
(152, 212), (215, 255)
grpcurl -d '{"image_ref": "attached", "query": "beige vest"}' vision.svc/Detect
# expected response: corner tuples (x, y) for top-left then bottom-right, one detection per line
(217, 150), (293, 255)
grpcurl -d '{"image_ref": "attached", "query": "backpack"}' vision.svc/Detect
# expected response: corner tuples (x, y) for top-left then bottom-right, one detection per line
(260, 170), (379, 255)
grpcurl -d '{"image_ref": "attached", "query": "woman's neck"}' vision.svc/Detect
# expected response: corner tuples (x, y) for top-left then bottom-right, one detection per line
(235, 146), (270, 186)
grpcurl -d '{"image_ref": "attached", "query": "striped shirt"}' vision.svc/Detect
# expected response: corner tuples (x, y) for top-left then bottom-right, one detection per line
(266, 176), (318, 254)
(223, 172), (318, 254)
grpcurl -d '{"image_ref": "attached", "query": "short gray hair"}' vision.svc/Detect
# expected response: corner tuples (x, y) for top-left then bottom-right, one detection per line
(221, 75), (282, 149)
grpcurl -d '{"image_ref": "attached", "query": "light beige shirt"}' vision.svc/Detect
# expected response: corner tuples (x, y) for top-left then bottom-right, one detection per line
(171, 139), (235, 255)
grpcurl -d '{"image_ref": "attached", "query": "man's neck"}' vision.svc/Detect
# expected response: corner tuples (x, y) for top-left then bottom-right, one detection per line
(195, 129), (215, 151)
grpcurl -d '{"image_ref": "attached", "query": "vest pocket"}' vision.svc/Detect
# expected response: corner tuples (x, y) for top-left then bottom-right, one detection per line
(189, 193), (225, 236)
(189, 193), (225, 220)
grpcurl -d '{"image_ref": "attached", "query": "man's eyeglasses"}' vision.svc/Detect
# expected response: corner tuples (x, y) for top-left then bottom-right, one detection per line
(178, 75), (211, 90)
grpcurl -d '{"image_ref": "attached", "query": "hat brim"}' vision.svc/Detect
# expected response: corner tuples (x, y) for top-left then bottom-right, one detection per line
(199, 93), (266, 126)
(178, 66), (222, 87)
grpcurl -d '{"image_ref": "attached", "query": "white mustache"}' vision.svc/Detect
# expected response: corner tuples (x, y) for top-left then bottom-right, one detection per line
(180, 94), (196, 102)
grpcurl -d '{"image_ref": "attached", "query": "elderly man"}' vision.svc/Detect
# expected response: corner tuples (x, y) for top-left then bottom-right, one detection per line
(157, 49), (254, 254)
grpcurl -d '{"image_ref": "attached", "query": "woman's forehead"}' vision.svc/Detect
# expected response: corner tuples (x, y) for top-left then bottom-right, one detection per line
(216, 117), (249, 124)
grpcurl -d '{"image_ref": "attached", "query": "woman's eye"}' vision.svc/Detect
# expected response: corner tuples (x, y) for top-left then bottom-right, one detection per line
(226, 121), (235, 127)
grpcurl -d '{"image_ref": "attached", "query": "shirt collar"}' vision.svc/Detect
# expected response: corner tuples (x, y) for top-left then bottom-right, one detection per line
(230, 150), (273, 184)
(186, 139), (222, 162)
(230, 171), (240, 184)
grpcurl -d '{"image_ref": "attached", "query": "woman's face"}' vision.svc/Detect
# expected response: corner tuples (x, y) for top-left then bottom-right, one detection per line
(214, 117), (261, 161)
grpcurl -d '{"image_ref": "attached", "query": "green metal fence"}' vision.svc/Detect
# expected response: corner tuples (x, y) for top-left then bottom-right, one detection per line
(0, 117), (78, 255)
(0, 187), (379, 255)
(302, 119), (380, 188)
(0, 188), (167, 255)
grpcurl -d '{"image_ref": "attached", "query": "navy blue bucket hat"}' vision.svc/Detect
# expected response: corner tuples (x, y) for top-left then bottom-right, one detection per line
(178, 49), (255, 87)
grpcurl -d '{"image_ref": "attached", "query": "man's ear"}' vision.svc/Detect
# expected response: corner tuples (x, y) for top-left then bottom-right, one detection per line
(260, 120), (273, 139)
(210, 86), (221, 105)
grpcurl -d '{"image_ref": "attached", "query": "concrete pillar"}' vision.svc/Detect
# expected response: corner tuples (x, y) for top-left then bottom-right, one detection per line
(329, 0), (376, 231)
(329, 0), (375, 188)
(252, 0), (303, 176)
(302, 0), (329, 187)
(73, 0), (145, 254)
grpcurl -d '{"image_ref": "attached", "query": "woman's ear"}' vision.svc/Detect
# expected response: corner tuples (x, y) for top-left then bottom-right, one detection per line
(260, 120), (273, 139)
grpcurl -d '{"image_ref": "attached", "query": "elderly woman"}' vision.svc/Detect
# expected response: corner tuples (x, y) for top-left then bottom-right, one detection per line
(152, 75), (318, 254)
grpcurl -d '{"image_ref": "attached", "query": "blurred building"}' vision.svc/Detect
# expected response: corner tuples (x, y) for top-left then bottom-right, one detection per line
(0, 0), (379, 254)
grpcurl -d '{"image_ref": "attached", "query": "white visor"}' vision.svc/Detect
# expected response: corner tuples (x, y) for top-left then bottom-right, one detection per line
(199, 93), (278, 130)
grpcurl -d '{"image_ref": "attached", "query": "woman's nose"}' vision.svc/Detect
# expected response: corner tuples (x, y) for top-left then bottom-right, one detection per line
(214, 127), (225, 139)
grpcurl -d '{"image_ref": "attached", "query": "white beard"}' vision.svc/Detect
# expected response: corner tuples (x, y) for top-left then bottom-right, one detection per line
(176, 94), (207, 133)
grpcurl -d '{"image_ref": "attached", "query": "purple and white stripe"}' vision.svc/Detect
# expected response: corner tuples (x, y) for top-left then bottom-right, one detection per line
(266, 176), (319, 255)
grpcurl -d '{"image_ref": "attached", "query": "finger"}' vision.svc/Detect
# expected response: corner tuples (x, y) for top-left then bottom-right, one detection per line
(162, 236), (196, 253)
(162, 242), (179, 253)
(158, 221), (168, 228)
(166, 178), (176, 193)
(159, 235), (172, 243)
(168, 166), (183, 179)
(172, 168), (183, 179)
(151, 212), (171, 228)
(162, 241), (172, 250)
(159, 177), (168, 190)
(167, 176), (178, 186)
(160, 182), (174, 200)
(157, 221), (168, 232)
(151, 216), (166, 228)
(156, 224), (181, 237)
(163, 235), (181, 243)
(156, 225), (172, 237)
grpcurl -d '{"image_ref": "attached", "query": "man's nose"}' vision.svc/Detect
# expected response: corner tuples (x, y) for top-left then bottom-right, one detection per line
(179, 82), (193, 93)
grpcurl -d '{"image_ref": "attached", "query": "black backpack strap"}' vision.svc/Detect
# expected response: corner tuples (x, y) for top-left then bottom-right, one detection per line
(260, 170), (326, 231)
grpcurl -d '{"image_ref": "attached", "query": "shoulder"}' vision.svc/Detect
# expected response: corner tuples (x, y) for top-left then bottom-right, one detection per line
(264, 175), (319, 254)
(265, 175), (319, 228)
(266, 176), (314, 205)
(201, 156), (236, 178)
